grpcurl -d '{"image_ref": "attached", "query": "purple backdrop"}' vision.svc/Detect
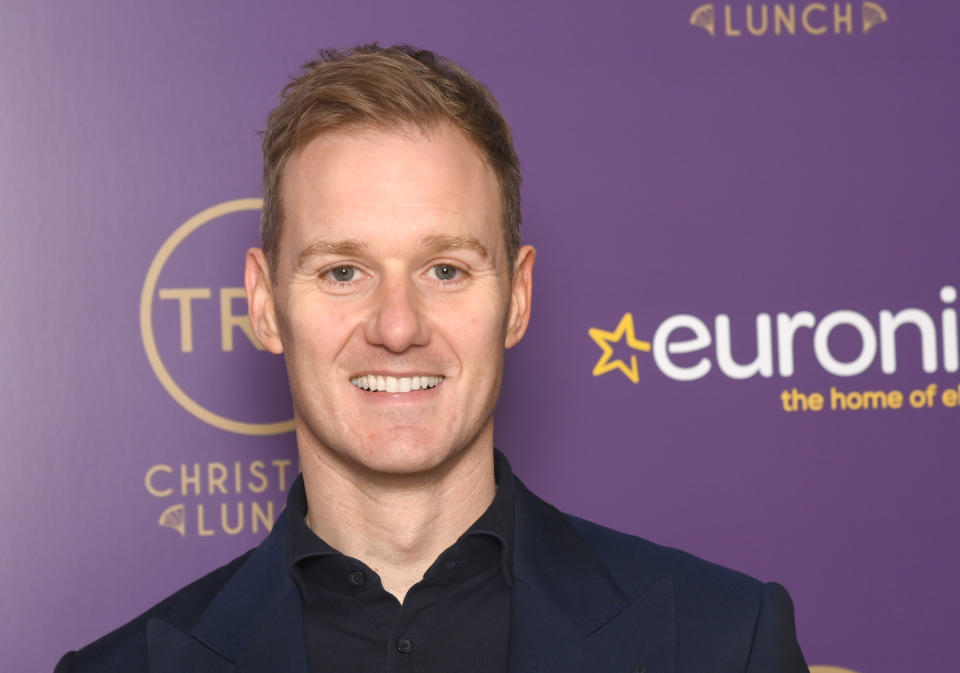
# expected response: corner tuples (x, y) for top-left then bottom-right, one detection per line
(2, 1), (956, 671)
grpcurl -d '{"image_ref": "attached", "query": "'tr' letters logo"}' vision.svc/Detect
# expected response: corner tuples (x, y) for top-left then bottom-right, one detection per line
(140, 199), (294, 435)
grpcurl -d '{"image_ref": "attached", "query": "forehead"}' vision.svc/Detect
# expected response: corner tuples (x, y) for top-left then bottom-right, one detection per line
(280, 123), (503, 255)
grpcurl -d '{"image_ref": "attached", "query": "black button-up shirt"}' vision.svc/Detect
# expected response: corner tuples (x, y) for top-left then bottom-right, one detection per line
(286, 453), (514, 673)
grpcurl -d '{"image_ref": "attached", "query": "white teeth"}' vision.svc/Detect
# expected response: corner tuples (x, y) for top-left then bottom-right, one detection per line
(351, 375), (444, 393)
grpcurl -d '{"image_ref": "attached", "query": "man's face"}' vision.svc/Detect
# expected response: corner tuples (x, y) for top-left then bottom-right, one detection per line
(246, 123), (534, 477)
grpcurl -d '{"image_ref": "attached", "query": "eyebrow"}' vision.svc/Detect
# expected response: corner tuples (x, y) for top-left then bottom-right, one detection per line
(295, 239), (367, 268)
(420, 234), (490, 261)
(294, 234), (491, 268)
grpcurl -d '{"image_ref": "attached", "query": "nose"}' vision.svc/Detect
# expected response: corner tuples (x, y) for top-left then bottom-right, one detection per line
(365, 275), (429, 352)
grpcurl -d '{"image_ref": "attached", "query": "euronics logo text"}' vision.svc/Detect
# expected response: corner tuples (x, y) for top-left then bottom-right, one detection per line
(590, 286), (959, 383)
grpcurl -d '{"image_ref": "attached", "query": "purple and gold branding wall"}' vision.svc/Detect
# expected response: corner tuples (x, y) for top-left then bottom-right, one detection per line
(2, 1), (954, 671)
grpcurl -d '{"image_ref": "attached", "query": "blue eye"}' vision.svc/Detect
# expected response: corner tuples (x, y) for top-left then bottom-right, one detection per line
(328, 265), (356, 282)
(433, 264), (459, 281)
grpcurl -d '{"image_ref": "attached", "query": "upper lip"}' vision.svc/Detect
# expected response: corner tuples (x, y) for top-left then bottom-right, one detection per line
(350, 371), (443, 377)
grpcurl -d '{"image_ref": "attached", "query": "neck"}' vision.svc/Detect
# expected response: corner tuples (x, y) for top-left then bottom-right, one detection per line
(298, 438), (497, 604)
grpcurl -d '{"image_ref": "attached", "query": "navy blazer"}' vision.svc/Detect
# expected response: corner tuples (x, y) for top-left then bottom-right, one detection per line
(56, 477), (807, 672)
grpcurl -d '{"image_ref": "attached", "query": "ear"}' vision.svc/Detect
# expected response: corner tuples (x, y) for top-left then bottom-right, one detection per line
(505, 245), (535, 349)
(244, 248), (284, 354)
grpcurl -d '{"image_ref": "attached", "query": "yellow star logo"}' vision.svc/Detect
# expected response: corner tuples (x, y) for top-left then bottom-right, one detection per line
(588, 313), (651, 384)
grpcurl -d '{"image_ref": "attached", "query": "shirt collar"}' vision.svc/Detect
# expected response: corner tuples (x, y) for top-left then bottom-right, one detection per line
(460, 449), (514, 584)
(284, 449), (515, 588)
(285, 469), (339, 572)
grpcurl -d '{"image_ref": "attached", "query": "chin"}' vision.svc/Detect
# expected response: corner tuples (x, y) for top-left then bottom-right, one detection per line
(299, 411), (492, 479)
(353, 440), (461, 476)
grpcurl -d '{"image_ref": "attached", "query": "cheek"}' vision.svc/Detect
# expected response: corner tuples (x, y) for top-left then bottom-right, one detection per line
(439, 303), (493, 331)
(287, 304), (359, 353)
(448, 288), (509, 331)
(455, 310), (508, 356)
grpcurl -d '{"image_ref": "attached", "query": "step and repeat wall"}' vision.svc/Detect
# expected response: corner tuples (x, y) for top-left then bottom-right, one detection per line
(2, 1), (954, 671)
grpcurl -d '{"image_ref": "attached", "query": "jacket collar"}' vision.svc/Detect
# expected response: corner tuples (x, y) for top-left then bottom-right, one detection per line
(147, 514), (308, 673)
(508, 479), (676, 673)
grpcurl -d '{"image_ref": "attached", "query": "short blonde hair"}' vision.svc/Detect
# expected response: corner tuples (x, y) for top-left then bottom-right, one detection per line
(261, 44), (522, 279)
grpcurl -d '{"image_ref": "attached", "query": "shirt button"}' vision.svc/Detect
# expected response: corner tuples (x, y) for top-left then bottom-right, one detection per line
(348, 570), (366, 587)
(396, 636), (414, 654)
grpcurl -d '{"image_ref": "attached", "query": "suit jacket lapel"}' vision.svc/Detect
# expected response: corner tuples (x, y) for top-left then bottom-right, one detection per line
(147, 618), (234, 672)
(509, 480), (676, 673)
(147, 515), (308, 673)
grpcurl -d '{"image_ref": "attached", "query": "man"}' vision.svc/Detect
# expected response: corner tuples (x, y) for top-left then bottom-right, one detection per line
(56, 44), (807, 672)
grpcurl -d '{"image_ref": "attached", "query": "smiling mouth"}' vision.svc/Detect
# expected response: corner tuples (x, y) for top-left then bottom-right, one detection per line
(350, 375), (444, 393)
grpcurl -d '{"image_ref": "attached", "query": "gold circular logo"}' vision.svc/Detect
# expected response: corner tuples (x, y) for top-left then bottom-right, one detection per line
(139, 198), (295, 435)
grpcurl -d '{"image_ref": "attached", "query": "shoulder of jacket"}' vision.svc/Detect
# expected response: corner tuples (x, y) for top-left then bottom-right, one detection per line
(56, 548), (254, 671)
(564, 513), (767, 606)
